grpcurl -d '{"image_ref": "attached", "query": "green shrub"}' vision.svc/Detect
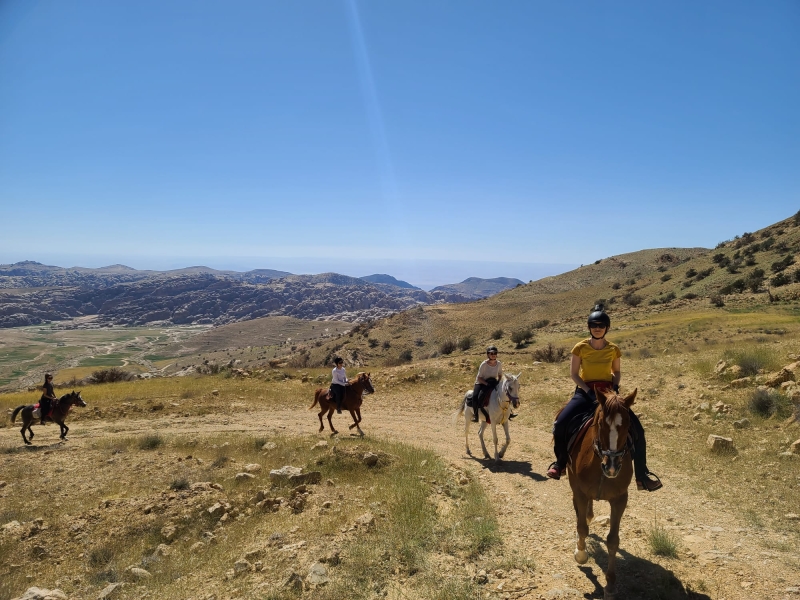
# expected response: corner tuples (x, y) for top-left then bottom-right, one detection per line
(772, 272), (791, 287)
(398, 349), (413, 363)
(747, 388), (792, 418)
(623, 293), (642, 307)
(685, 267), (697, 278)
(724, 346), (780, 377)
(458, 337), (472, 351)
(660, 273), (672, 282)
(648, 524), (679, 558)
(138, 434), (163, 450)
(510, 328), (533, 348)
(532, 343), (568, 363)
(490, 329), (503, 340)
(440, 340), (457, 355)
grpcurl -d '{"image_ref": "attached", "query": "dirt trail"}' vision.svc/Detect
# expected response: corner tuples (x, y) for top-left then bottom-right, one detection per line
(35, 402), (797, 600)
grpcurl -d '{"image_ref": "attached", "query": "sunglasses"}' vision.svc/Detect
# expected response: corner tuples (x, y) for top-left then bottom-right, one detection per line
(488, 352), (498, 356)
(589, 323), (606, 329)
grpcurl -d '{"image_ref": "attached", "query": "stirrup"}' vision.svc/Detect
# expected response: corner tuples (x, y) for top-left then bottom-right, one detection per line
(636, 472), (663, 492)
(546, 462), (565, 480)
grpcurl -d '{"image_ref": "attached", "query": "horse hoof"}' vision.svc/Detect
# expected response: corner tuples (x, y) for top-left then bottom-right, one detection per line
(330, 431), (338, 437)
(574, 549), (589, 564)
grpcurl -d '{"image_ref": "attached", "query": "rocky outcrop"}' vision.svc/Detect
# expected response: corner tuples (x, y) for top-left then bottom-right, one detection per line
(0, 266), (474, 327)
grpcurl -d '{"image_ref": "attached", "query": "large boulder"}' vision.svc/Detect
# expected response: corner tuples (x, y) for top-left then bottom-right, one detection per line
(764, 368), (795, 388)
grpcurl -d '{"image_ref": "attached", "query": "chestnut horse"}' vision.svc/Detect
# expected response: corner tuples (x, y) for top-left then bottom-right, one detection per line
(11, 391), (87, 445)
(568, 388), (636, 600)
(310, 373), (374, 436)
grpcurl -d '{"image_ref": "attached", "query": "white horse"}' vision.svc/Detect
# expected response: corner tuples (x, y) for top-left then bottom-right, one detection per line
(457, 373), (521, 463)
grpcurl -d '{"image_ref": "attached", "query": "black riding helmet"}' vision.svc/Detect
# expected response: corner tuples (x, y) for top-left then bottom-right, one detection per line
(486, 345), (498, 355)
(588, 304), (610, 339)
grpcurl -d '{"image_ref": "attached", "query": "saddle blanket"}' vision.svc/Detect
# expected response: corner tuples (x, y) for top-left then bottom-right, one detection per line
(32, 405), (42, 419)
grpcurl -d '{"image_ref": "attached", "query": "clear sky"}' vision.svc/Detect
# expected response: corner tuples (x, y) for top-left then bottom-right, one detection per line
(1, 1), (798, 287)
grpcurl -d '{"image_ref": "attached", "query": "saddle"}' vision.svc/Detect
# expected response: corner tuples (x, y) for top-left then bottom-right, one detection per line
(32, 402), (52, 420)
(466, 391), (490, 409)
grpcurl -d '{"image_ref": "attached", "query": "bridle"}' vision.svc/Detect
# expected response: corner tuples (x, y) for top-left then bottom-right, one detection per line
(500, 377), (520, 409)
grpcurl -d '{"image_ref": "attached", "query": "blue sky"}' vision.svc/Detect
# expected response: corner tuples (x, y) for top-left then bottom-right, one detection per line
(1, 1), (798, 287)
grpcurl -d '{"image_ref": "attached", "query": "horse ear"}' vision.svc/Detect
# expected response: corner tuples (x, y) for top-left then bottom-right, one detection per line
(623, 388), (637, 408)
(516, 372), (522, 380)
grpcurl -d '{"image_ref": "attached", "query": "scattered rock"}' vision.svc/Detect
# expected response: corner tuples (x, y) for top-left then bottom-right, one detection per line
(211, 389), (219, 396)
(283, 572), (304, 592)
(97, 583), (124, 599)
(714, 360), (727, 374)
(262, 441), (277, 451)
(306, 562), (330, 586)
(128, 567), (152, 580)
(235, 472), (256, 482)
(692, 413), (702, 421)
(707, 435), (736, 453)
(313, 440), (328, 449)
(160, 523), (177, 542)
(354, 512), (375, 530)
(190, 541), (205, 553)
(11, 588), (68, 600)
(269, 465), (303, 483)
(243, 463), (261, 473)
(733, 419), (751, 429)
(363, 452), (379, 467)
(474, 569), (489, 584)
(785, 513), (800, 521)
(696, 403), (710, 411)
(730, 377), (752, 388)
(791, 439), (800, 454)
(233, 559), (252, 574)
(207, 503), (226, 519)
(594, 516), (610, 526)
(662, 422), (676, 429)
(320, 549), (341, 565)
(764, 367), (795, 388)
(154, 543), (171, 557)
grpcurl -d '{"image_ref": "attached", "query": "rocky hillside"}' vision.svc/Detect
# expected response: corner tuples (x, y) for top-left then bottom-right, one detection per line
(431, 276), (525, 299)
(0, 261), (291, 289)
(0, 272), (472, 328)
(359, 274), (420, 289)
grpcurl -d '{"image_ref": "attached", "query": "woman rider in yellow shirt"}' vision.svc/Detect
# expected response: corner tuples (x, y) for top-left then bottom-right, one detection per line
(546, 305), (662, 492)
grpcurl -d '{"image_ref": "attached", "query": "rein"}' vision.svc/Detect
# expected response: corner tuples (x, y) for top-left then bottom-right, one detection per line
(500, 379), (519, 408)
(589, 403), (629, 500)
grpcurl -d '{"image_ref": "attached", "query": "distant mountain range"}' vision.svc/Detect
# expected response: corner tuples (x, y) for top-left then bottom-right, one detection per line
(431, 277), (525, 299)
(0, 262), (523, 328)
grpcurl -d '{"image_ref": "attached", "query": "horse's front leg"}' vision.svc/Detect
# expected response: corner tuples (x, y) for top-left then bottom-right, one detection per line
(348, 409), (364, 436)
(498, 420), (511, 459)
(604, 493), (628, 600)
(572, 489), (591, 565)
(60, 422), (69, 441)
(478, 422), (490, 459)
(464, 408), (472, 456)
(327, 408), (338, 436)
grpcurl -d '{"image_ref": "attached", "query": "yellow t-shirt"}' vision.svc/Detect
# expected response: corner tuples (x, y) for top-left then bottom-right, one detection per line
(571, 338), (621, 382)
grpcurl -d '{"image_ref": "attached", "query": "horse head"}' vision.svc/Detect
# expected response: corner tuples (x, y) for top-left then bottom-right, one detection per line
(502, 373), (521, 408)
(358, 373), (375, 394)
(594, 388), (637, 479)
(71, 390), (87, 408)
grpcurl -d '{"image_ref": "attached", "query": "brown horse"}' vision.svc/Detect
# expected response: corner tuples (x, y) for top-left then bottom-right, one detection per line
(310, 373), (374, 436)
(11, 391), (87, 445)
(568, 388), (637, 600)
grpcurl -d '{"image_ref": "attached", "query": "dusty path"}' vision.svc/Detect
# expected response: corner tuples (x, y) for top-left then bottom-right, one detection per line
(19, 400), (796, 600)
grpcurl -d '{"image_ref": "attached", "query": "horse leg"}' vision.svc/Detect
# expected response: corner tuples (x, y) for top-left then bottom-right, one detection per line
(317, 408), (326, 433)
(498, 420), (510, 459)
(586, 499), (595, 527)
(464, 408), (472, 456)
(60, 422), (69, 441)
(327, 408), (338, 436)
(491, 422), (500, 464)
(21, 422), (31, 445)
(572, 489), (591, 564)
(604, 493), (628, 600)
(478, 422), (490, 459)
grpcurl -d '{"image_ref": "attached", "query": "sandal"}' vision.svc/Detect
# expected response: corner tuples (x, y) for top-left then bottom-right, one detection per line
(636, 472), (663, 492)
(546, 462), (565, 480)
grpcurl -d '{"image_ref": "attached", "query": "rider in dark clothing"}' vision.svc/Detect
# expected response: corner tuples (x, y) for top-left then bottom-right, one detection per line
(40, 373), (57, 425)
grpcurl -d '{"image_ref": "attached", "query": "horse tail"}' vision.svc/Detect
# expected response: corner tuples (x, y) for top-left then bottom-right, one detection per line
(309, 390), (321, 410)
(11, 405), (25, 423)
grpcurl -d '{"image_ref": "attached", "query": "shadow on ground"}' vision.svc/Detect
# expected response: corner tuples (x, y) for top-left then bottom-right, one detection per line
(579, 534), (712, 599)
